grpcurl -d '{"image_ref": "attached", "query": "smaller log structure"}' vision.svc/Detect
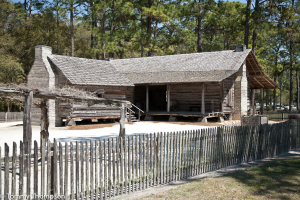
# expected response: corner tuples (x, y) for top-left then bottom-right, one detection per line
(69, 102), (121, 121)
(0, 85), (129, 157)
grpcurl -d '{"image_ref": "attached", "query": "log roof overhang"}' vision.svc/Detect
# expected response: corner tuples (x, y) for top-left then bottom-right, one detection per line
(0, 85), (129, 104)
(246, 51), (278, 89)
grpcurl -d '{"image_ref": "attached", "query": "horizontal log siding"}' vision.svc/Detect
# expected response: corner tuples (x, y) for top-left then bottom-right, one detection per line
(170, 83), (202, 111)
(170, 81), (235, 113)
(79, 85), (134, 103)
(57, 86), (133, 120)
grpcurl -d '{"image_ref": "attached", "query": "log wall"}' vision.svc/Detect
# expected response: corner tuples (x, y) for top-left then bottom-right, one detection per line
(53, 69), (134, 122)
(169, 80), (234, 113)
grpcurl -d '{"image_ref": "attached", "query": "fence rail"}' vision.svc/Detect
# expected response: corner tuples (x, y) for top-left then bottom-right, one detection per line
(264, 110), (300, 120)
(1, 120), (300, 200)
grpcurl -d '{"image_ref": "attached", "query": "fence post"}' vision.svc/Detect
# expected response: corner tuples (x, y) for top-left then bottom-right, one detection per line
(4, 144), (9, 200)
(119, 103), (126, 138)
(51, 139), (57, 195)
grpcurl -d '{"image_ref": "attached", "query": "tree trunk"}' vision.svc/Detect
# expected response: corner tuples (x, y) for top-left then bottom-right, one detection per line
(29, 0), (32, 18)
(153, 21), (158, 56)
(289, 0), (295, 112)
(24, 0), (27, 12)
(226, 38), (230, 50)
(146, 0), (153, 57)
(273, 76), (277, 111)
(280, 75), (283, 110)
(260, 89), (264, 114)
(297, 70), (299, 110)
(141, 22), (144, 57)
(109, 1), (115, 59)
(101, 12), (106, 60)
(70, 4), (74, 57)
(56, 0), (60, 54)
(252, 0), (259, 54)
(289, 40), (294, 112)
(197, 16), (202, 52)
(244, 0), (251, 48)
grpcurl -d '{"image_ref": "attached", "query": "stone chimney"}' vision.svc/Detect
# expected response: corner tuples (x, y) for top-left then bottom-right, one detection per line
(27, 45), (58, 127)
(235, 45), (246, 52)
(27, 45), (55, 89)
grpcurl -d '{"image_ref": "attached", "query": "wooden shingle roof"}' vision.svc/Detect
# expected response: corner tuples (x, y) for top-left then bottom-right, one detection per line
(48, 49), (277, 89)
(110, 49), (252, 84)
(48, 55), (134, 86)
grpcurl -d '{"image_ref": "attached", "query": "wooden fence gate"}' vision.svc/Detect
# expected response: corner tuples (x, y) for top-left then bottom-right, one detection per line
(1, 120), (300, 200)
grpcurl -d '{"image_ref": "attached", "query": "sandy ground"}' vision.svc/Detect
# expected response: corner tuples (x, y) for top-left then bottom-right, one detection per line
(0, 121), (219, 157)
(0, 119), (282, 157)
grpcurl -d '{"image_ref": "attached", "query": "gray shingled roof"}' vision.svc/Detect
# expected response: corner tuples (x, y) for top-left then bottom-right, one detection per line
(48, 55), (134, 86)
(48, 49), (252, 86)
(110, 49), (252, 84)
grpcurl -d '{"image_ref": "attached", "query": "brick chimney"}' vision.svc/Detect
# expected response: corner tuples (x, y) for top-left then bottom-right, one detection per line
(235, 45), (246, 52)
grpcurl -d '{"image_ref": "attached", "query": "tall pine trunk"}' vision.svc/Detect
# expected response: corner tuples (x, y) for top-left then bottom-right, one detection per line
(153, 21), (158, 56)
(146, 0), (153, 57)
(289, 40), (294, 112)
(56, 0), (60, 54)
(70, 4), (74, 57)
(289, 0), (295, 112)
(197, 16), (202, 52)
(297, 70), (299, 110)
(141, 23), (144, 57)
(244, 0), (251, 48)
(101, 12), (106, 60)
(280, 75), (283, 110)
(273, 76), (277, 111)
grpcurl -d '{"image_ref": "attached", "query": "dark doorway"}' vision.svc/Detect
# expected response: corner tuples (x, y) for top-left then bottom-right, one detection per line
(149, 85), (167, 111)
(134, 85), (167, 112)
(134, 86), (146, 111)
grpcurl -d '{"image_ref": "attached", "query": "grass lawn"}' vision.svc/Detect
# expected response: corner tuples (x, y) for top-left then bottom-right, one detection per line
(139, 158), (300, 199)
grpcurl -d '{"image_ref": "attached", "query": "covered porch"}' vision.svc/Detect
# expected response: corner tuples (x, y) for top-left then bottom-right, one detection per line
(133, 82), (230, 122)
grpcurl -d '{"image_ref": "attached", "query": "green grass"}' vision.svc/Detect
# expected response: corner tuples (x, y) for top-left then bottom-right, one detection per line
(139, 158), (300, 199)
(263, 111), (290, 120)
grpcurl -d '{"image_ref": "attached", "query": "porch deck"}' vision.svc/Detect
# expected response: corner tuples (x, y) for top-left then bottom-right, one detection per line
(142, 111), (228, 118)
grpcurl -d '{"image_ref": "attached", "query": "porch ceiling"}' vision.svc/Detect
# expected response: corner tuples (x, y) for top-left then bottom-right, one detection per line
(246, 52), (278, 89)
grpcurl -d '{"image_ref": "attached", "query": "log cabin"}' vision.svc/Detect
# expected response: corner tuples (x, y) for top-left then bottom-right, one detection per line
(27, 45), (277, 126)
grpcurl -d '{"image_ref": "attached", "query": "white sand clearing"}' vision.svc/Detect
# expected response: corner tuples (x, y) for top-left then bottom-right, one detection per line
(0, 121), (214, 156)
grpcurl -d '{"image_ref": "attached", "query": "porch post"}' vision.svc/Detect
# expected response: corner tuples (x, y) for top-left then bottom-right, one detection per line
(220, 81), (224, 112)
(260, 88), (264, 115)
(201, 83), (205, 114)
(167, 85), (170, 112)
(146, 85), (149, 112)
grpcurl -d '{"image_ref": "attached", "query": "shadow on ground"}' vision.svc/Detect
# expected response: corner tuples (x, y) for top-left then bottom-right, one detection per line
(223, 155), (300, 199)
